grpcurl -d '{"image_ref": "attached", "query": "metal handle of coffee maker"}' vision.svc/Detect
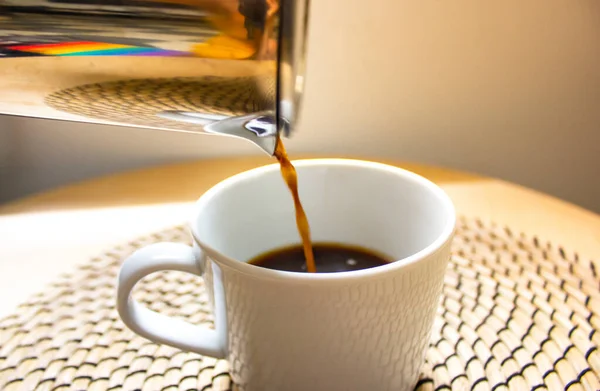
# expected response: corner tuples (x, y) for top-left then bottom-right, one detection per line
(0, 0), (309, 155)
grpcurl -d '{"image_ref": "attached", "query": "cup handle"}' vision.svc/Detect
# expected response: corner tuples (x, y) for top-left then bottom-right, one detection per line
(116, 242), (227, 358)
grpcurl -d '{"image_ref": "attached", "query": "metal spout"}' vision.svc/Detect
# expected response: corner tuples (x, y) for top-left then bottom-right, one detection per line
(158, 110), (279, 155)
(0, 0), (309, 150)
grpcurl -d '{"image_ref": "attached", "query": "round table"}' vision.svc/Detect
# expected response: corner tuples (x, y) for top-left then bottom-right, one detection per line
(0, 156), (598, 319)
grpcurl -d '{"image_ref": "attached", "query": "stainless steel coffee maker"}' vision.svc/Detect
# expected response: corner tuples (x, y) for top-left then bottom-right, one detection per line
(0, 0), (309, 155)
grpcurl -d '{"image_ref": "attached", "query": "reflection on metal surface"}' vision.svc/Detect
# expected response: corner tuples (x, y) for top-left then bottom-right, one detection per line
(244, 115), (276, 136)
(204, 111), (277, 154)
(0, 0), (309, 154)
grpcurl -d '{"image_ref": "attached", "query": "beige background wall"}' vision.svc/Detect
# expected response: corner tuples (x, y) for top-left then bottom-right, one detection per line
(1, 0), (599, 212)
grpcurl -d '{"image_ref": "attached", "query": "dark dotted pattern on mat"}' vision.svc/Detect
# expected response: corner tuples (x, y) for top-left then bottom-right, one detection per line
(0, 218), (598, 391)
(44, 76), (275, 133)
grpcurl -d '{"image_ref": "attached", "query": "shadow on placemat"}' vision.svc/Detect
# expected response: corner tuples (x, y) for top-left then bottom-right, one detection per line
(0, 217), (598, 390)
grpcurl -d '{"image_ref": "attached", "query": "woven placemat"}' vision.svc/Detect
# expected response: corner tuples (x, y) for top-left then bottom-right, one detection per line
(0, 217), (598, 390)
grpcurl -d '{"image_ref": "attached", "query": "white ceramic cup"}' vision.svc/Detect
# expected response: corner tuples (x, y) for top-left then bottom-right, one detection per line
(117, 158), (456, 391)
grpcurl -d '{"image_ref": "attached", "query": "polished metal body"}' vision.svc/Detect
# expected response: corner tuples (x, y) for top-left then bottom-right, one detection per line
(0, 0), (309, 154)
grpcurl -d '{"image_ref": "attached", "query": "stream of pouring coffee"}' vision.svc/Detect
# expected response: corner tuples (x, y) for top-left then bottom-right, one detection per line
(274, 138), (317, 273)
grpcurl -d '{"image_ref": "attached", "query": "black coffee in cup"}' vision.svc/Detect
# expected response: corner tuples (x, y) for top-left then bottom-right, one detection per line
(248, 243), (391, 273)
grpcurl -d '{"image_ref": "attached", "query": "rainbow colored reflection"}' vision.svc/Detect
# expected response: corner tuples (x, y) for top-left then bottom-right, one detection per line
(6, 41), (188, 57)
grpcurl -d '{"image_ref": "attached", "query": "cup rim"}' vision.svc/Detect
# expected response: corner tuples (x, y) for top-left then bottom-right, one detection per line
(190, 158), (456, 281)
